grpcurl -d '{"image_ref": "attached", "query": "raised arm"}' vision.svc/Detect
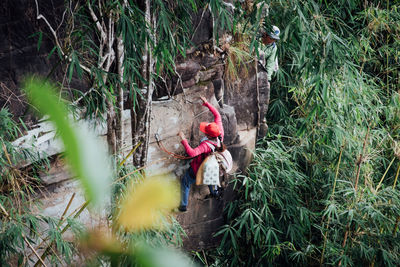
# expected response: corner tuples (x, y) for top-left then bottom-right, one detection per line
(201, 97), (224, 140)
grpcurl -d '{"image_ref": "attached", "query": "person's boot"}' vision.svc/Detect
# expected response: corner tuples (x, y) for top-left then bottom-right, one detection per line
(178, 205), (187, 212)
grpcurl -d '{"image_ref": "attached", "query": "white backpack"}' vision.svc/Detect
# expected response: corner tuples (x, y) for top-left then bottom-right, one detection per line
(200, 141), (233, 186)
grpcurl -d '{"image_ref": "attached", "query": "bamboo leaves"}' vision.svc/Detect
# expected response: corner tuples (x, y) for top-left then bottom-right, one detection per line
(212, 1), (400, 266)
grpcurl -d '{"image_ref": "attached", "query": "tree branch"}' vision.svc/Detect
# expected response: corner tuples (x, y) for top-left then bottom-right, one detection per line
(35, 0), (91, 74)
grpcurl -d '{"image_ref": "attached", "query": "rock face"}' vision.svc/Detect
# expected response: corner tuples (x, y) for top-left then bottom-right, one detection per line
(2, 2), (270, 253)
(0, 0), (88, 124)
(147, 44), (268, 250)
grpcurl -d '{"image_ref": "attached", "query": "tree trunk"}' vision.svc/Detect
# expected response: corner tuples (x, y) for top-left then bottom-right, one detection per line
(131, 0), (154, 167)
(116, 3), (126, 152)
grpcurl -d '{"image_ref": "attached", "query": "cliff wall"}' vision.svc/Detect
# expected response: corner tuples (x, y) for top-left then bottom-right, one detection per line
(1, 1), (269, 251)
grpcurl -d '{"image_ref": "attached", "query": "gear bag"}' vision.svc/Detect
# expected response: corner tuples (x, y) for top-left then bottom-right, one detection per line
(195, 141), (233, 186)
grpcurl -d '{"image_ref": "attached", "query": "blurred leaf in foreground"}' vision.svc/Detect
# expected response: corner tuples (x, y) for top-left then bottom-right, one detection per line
(133, 243), (198, 267)
(22, 76), (112, 209)
(117, 175), (179, 231)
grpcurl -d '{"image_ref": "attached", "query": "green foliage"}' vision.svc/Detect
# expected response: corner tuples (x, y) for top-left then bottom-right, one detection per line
(209, 0), (233, 44)
(59, 0), (201, 115)
(210, 1), (400, 266)
(0, 108), (78, 266)
(1, 77), (193, 266)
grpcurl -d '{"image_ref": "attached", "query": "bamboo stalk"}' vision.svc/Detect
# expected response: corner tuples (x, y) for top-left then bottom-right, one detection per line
(34, 202), (89, 267)
(392, 164), (400, 236)
(119, 142), (141, 167)
(0, 202), (48, 267)
(392, 164), (400, 190)
(355, 126), (370, 191)
(255, 57), (261, 137)
(320, 145), (344, 266)
(23, 234), (48, 267)
(339, 128), (370, 266)
(376, 157), (395, 191)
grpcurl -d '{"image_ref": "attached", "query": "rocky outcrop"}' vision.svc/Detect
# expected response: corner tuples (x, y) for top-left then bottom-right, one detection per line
(2, 1), (270, 253)
(0, 0), (88, 124)
(147, 43), (268, 250)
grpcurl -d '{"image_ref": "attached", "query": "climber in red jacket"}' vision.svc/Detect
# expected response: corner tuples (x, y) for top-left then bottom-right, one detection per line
(177, 96), (225, 212)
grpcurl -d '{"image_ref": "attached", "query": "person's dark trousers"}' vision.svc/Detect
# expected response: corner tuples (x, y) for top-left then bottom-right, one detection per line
(180, 167), (219, 209)
(260, 80), (271, 123)
(208, 185), (218, 196)
(257, 80), (271, 139)
(180, 167), (196, 208)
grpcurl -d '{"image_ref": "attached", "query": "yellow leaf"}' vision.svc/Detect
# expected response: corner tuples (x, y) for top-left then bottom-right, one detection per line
(117, 175), (180, 231)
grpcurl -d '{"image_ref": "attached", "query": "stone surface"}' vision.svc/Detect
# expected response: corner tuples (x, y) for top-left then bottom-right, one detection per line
(224, 63), (269, 130)
(181, 217), (224, 250)
(220, 104), (238, 145)
(198, 68), (217, 82)
(2, 3), (263, 254)
(34, 179), (108, 236)
(182, 78), (196, 88)
(176, 61), (201, 82)
(0, 0), (89, 121)
(200, 54), (219, 68)
(228, 128), (257, 172)
(145, 53), (259, 250)
(39, 156), (73, 185)
(191, 8), (213, 46)
(212, 78), (224, 107)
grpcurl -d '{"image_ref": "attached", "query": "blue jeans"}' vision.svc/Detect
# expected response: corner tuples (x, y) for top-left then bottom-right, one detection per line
(180, 167), (218, 207)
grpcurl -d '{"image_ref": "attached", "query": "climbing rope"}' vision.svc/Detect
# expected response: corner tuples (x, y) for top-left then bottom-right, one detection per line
(154, 97), (224, 160)
(154, 133), (193, 160)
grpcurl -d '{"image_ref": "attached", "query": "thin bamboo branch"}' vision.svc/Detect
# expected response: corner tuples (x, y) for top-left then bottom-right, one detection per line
(392, 164), (400, 236)
(320, 144), (344, 266)
(191, 4), (209, 41)
(114, 157), (169, 184)
(0, 202), (9, 217)
(72, 87), (98, 105)
(255, 58), (261, 138)
(27, 193), (76, 259)
(34, 202), (89, 267)
(355, 126), (370, 191)
(339, 128), (370, 266)
(376, 157), (395, 192)
(202, 249), (209, 266)
(0, 202), (48, 267)
(58, 193), (76, 226)
(386, 0), (390, 94)
(23, 234), (48, 267)
(88, 3), (107, 42)
(34, 0), (91, 74)
(393, 163), (400, 190)
(119, 142), (141, 167)
(393, 217), (400, 237)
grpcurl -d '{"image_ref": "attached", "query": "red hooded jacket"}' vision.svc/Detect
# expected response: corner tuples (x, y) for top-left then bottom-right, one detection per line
(181, 102), (224, 175)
